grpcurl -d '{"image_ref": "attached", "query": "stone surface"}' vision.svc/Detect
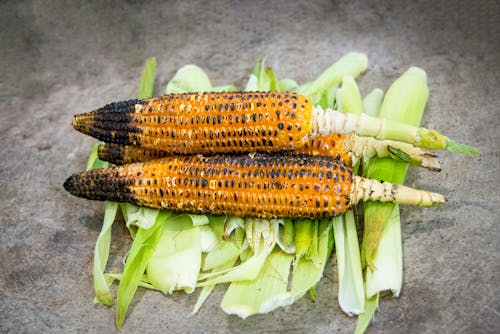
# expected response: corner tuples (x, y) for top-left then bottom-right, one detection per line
(1, 0), (499, 333)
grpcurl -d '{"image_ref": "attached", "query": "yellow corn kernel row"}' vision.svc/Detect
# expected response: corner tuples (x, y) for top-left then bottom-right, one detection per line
(72, 92), (312, 154)
(97, 134), (352, 165)
(64, 153), (445, 219)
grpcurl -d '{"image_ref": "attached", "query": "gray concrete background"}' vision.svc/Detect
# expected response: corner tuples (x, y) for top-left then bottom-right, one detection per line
(1, 0), (499, 333)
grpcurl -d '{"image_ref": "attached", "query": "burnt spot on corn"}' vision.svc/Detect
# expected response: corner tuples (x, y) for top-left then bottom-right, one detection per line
(64, 153), (353, 219)
(72, 92), (312, 154)
(97, 144), (126, 165)
(98, 143), (172, 165)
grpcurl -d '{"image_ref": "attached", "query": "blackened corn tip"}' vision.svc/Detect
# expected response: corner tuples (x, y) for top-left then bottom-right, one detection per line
(98, 144), (124, 165)
(63, 174), (77, 195)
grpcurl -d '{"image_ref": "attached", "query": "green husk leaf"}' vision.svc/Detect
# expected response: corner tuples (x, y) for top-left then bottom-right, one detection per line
(165, 64), (213, 93)
(275, 219), (295, 254)
(362, 88), (384, 117)
(212, 84), (237, 92)
(116, 211), (169, 329)
(266, 67), (278, 91)
(87, 143), (117, 306)
(193, 258), (239, 314)
(251, 59), (262, 77)
(197, 218), (276, 286)
(361, 89), (385, 174)
(276, 78), (299, 92)
(202, 238), (242, 271)
(291, 220), (333, 295)
(146, 215), (203, 294)
(298, 52), (368, 98)
(243, 60), (264, 91)
(220, 222), (333, 318)
(104, 273), (158, 291)
(137, 57), (156, 99)
(93, 201), (118, 306)
(199, 225), (218, 252)
(245, 59), (295, 92)
(356, 68), (429, 333)
(193, 219), (245, 313)
(244, 74), (259, 91)
(244, 58), (277, 92)
(207, 215), (228, 240)
(258, 61), (274, 91)
(340, 75), (364, 115)
(196, 242), (272, 286)
(332, 213), (365, 315)
(121, 204), (160, 230)
(362, 67), (429, 269)
(185, 214), (210, 226)
(365, 206), (402, 297)
(306, 220), (321, 266)
(334, 75), (365, 315)
(220, 250), (294, 318)
(354, 294), (379, 334)
(202, 217), (243, 271)
(294, 219), (313, 258)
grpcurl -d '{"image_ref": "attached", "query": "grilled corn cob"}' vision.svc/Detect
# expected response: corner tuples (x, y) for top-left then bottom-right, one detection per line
(64, 153), (445, 219)
(72, 92), (475, 155)
(73, 92), (311, 153)
(98, 134), (440, 170)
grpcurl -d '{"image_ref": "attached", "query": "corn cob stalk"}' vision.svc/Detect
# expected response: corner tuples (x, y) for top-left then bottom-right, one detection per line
(64, 153), (445, 220)
(97, 134), (440, 171)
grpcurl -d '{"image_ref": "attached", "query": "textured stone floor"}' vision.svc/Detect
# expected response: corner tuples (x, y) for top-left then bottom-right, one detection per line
(1, 1), (499, 333)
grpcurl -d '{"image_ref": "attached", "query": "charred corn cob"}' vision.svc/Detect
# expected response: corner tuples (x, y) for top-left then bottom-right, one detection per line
(72, 92), (477, 155)
(64, 153), (445, 219)
(98, 134), (440, 171)
(73, 92), (312, 153)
